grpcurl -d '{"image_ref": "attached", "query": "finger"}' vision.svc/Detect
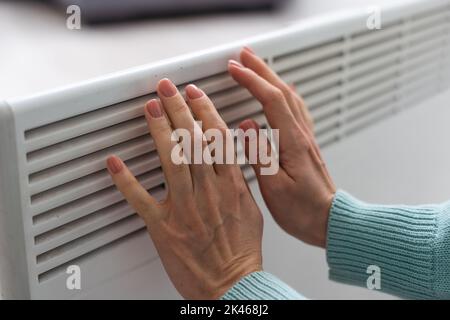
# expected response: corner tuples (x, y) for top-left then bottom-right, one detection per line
(286, 86), (334, 185)
(289, 84), (314, 134)
(240, 47), (304, 125)
(106, 155), (162, 225)
(228, 60), (303, 150)
(185, 84), (238, 176)
(239, 119), (286, 182)
(157, 79), (215, 180)
(144, 99), (193, 193)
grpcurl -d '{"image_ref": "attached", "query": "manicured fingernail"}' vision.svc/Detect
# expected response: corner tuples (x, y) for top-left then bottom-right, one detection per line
(158, 78), (177, 97)
(240, 119), (259, 132)
(243, 46), (255, 54)
(107, 155), (123, 174)
(146, 99), (163, 118)
(185, 84), (204, 99)
(228, 59), (243, 68)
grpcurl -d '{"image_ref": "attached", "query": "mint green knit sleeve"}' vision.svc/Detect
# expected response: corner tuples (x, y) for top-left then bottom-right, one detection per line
(221, 271), (305, 300)
(327, 190), (450, 299)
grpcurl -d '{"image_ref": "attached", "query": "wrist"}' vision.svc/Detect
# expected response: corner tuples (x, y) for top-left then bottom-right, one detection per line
(210, 261), (263, 300)
(292, 192), (335, 248)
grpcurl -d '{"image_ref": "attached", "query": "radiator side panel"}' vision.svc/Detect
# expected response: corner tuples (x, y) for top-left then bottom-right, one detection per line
(0, 101), (30, 298)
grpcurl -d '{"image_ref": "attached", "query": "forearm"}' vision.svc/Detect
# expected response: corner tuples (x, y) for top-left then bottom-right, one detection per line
(327, 190), (450, 299)
(221, 271), (305, 300)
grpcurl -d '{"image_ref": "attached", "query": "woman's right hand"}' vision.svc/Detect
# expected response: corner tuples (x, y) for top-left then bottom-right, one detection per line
(229, 47), (336, 248)
(107, 78), (263, 299)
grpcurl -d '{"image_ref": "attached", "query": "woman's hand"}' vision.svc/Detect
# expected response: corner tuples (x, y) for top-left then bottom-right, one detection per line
(106, 79), (263, 299)
(229, 47), (336, 248)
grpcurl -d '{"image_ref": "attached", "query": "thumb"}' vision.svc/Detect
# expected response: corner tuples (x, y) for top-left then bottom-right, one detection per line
(106, 155), (162, 226)
(238, 119), (284, 183)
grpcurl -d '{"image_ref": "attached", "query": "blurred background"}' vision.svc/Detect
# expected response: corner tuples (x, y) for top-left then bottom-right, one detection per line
(1, 0), (392, 99)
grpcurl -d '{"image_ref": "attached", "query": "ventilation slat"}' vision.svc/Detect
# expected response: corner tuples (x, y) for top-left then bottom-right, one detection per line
(228, 112), (267, 129)
(316, 127), (340, 147)
(349, 34), (402, 65)
(33, 186), (165, 257)
(350, 23), (403, 49)
(31, 167), (164, 219)
(315, 115), (340, 137)
(30, 153), (161, 215)
(346, 63), (399, 95)
(209, 86), (252, 110)
(242, 165), (256, 181)
(400, 78), (442, 110)
(273, 39), (344, 72)
(400, 66), (443, 98)
(296, 71), (343, 97)
(304, 85), (342, 109)
(34, 204), (135, 256)
(409, 8), (449, 31)
(29, 136), (155, 196)
(400, 55), (444, 86)
(345, 76), (398, 107)
(310, 100), (342, 123)
(404, 33), (449, 60)
(182, 72), (237, 95)
(407, 20), (449, 45)
(27, 117), (149, 174)
(347, 49), (400, 78)
(24, 96), (150, 154)
(279, 55), (344, 85)
(346, 91), (397, 123)
(35, 214), (146, 276)
(219, 100), (262, 124)
(344, 100), (396, 136)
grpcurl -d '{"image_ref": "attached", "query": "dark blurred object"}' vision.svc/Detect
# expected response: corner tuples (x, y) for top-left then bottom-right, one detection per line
(51, 0), (289, 24)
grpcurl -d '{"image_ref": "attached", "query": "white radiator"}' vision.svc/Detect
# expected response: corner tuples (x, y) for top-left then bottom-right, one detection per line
(0, 0), (449, 299)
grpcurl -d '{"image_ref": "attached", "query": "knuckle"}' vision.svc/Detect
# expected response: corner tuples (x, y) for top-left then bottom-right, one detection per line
(203, 177), (218, 194)
(120, 177), (138, 191)
(169, 98), (189, 114)
(150, 121), (171, 139)
(229, 171), (247, 195)
(193, 166), (209, 184)
(134, 197), (153, 214)
(169, 162), (187, 175)
(265, 87), (285, 106)
(294, 135), (312, 153)
(192, 98), (210, 111)
(281, 84), (294, 99)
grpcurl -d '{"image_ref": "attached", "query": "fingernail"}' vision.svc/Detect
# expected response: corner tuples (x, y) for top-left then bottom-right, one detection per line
(107, 155), (123, 174)
(240, 119), (259, 132)
(158, 78), (177, 97)
(243, 46), (255, 54)
(228, 59), (243, 68)
(146, 99), (163, 118)
(185, 84), (204, 99)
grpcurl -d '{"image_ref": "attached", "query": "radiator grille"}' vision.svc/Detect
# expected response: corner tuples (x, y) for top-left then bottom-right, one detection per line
(21, 4), (450, 284)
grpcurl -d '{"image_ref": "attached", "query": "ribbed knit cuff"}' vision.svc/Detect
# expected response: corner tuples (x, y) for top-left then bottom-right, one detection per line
(221, 271), (305, 300)
(327, 190), (442, 299)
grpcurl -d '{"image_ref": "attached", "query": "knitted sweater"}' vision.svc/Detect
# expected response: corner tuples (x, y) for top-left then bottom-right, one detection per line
(222, 190), (450, 300)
